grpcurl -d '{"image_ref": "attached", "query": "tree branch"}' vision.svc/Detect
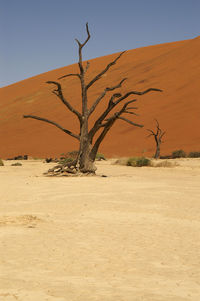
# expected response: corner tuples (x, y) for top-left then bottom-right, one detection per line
(120, 99), (138, 110)
(88, 94), (122, 139)
(75, 23), (91, 75)
(74, 23), (91, 114)
(88, 78), (127, 116)
(147, 129), (155, 137)
(123, 110), (139, 116)
(23, 115), (80, 140)
(84, 61), (90, 73)
(160, 131), (166, 139)
(102, 99), (142, 128)
(89, 86), (162, 140)
(86, 51), (126, 90)
(75, 22), (90, 49)
(89, 98), (141, 143)
(118, 116), (143, 127)
(46, 81), (81, 121)
(89, 86), (158, 159)
(93, 87), (162, 124)
(89, 97), (138, 140)
(90, 105), (142, 160)
(58, 73), (81, 80)
(147, 119), (165, 140)
(90, 118), (116, 161)
(114, 88), (163, 106)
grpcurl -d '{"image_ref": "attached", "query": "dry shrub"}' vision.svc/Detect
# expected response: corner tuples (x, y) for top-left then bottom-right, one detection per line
(0, 158), (4, 166)
(96, 152), (106, 161)
(59, 150), (79, 164)
(114, 158), (129, 166)
(188, 151), (200, 158)
(172, 149), (186, 158)
(114, 157), (151, 167)
(151, 160), (178, 168)
(127, 157), (151, 167)
(11, 162), (22, 166)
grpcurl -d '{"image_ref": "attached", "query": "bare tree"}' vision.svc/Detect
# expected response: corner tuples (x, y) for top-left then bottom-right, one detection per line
(24, 23), (162, 175)
(147, 119), (165, 159)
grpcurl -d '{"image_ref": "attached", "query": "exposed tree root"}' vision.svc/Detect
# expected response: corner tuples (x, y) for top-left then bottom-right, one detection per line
(43, 160), (95, 177)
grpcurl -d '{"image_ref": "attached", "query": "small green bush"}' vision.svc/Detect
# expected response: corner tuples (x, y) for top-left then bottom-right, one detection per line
(60, 150), (78, 160)
(0, 158), (4, 166)
(66, 150), (79, 159)
(95, 152), (106, 161)
(127, 157), (151, 167)
(59, 150), (79, 164)
(59, 157), (74, 164)
(171, 149), (186, 158)
(188, 151), (200, 158)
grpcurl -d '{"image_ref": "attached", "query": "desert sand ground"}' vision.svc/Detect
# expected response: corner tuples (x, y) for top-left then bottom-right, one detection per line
(0, 158), (200, 301)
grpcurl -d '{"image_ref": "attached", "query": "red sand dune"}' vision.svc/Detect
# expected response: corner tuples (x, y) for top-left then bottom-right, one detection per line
(0, 37), (200, 159)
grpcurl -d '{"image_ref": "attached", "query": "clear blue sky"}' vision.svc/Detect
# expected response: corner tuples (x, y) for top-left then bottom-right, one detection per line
(0, 0), (199, 88)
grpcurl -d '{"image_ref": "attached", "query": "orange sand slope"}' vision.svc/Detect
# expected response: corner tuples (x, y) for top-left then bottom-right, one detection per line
(0, 36), (200, 158)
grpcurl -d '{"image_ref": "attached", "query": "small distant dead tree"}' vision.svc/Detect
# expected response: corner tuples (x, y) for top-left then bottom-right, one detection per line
(147, 119), (165, 159)
(24, 23), (162, 175)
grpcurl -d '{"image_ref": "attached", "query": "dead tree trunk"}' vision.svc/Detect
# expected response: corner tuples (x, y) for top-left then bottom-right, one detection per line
(147, 119), (165, 159)
(24, 23), (162, 175)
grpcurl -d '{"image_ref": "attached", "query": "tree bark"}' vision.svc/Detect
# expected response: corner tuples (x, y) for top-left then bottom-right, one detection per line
(154, 137), (160, 159)
(78, 118), (97, 173)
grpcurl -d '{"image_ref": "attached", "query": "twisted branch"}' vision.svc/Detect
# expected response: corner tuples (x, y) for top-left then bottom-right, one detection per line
(75, 22), (91, 75)
(86, 51), (126, 90)
(123, 110), (139, 116)
(114, 88), (163, 106)
(147, 119), (165, 139)
(118, 116), (143, 127)
(84, 61), (90, 73)
(101, 99), (142, 128)
(88, 78), (127, 116)
(23, 115), (80, 140)
(46, 81), (81, 121)
(58, 73), (80, 80)
(75, 22), (90, 49)
(92, 87), (162, 132)
(89, 99), (143, 159)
